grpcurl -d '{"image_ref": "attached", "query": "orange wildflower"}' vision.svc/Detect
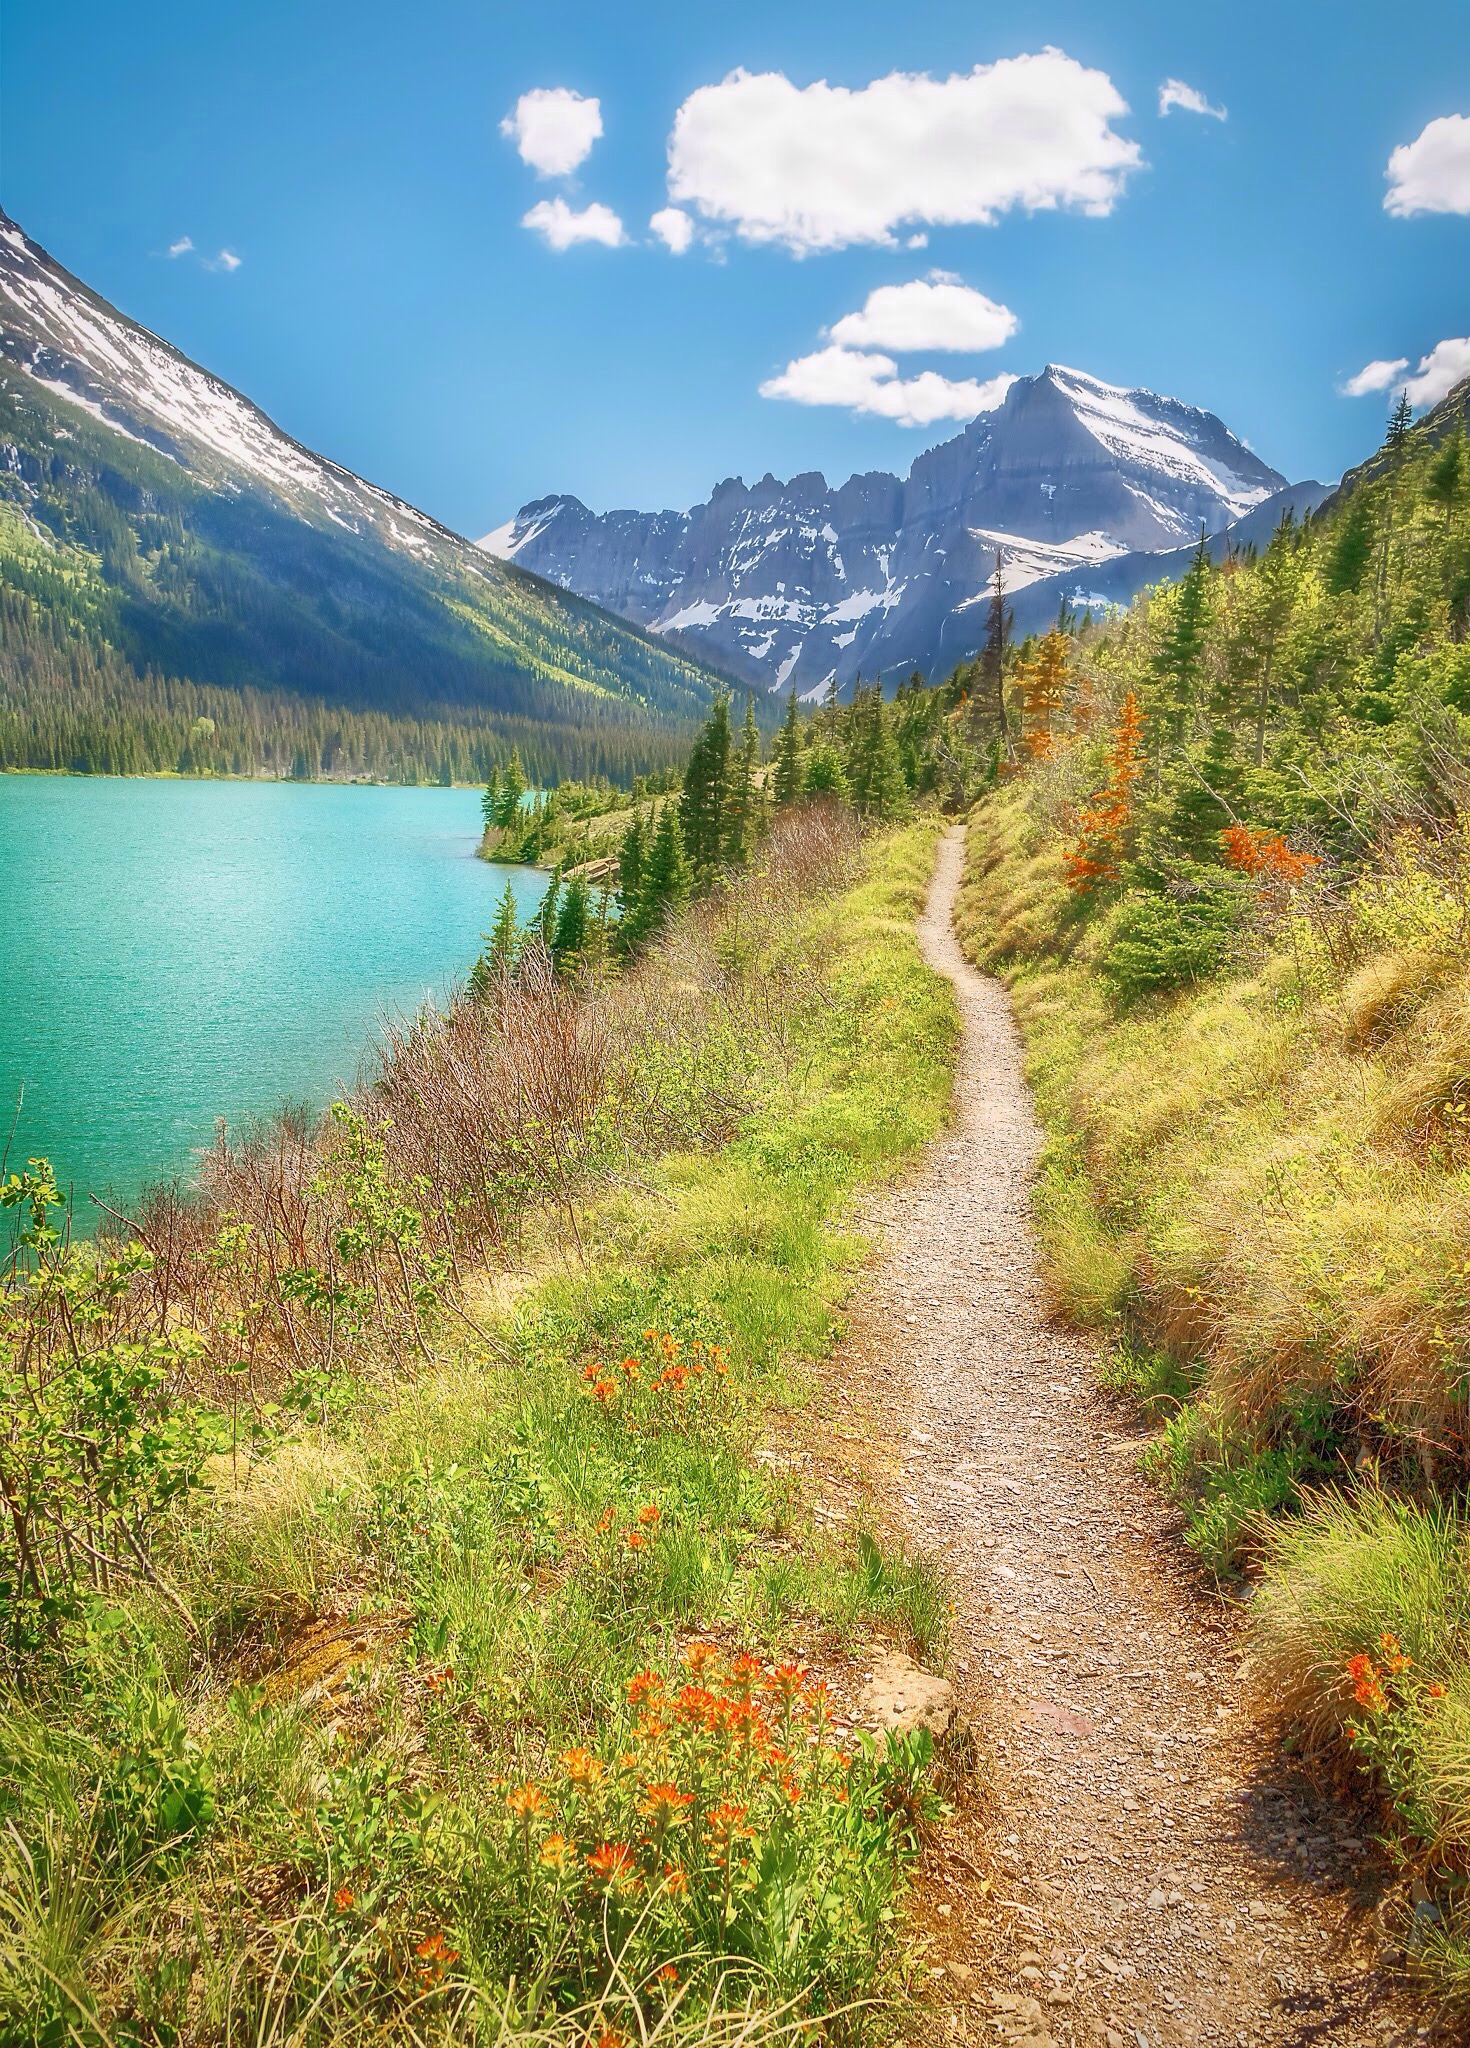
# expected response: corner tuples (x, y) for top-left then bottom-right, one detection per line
(724, 1650), (763, 1699)
(1346, 1652), (1388, 1712)
(1378, 1632), (1412, 1676)
(639, 1780), (693, 1825)
(626, 1529), (648, 1551)
(591, 1376), (617, 1405)
(765, 1660), (808, 1703)
(654, 1961), (681, 1985)
(506, 1782), (549, 1820)
(627, 1668), (664, 1705)
(620, 1355), (641, 1377)
(586, 1840), (638, 1886)
(332, 1885), (355, 1910)
(682, 1640), (720, 1678)
(637, 1503), (661, 1525)
(540, 1833), (573, 1870)
(561, 1747), (606, 1789)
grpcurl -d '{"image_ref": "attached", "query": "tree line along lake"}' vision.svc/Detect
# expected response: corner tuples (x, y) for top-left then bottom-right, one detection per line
(0, 775), (547, 1219)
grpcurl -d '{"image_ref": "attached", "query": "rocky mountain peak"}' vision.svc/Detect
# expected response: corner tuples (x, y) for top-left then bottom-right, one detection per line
(479, 366), (1298, 698)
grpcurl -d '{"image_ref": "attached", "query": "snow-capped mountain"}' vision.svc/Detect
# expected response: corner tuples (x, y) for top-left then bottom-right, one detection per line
(481, 366), (1303, 695)
(0, 208), (723, 745)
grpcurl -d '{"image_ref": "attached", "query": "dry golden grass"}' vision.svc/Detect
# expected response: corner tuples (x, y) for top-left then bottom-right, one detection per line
(955, 785), (1470, 1471)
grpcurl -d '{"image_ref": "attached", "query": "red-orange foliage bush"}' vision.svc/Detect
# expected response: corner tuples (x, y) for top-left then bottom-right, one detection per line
(1063, 691), (1143, 891)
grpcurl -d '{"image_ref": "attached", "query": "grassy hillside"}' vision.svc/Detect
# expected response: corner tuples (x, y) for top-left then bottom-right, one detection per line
(0, 369), (722, 783)
(953, 379), (1470, 1991)
(0, 807), (960, 2045)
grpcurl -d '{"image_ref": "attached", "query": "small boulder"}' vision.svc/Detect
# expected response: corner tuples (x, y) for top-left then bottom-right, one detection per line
(860, 1649), (956, 1736)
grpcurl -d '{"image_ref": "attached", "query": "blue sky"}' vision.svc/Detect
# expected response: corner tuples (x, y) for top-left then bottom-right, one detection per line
(7, 0), (1469, 534)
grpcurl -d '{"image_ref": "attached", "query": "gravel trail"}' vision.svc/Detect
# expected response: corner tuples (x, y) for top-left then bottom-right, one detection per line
(817, 826), (1428, 2048)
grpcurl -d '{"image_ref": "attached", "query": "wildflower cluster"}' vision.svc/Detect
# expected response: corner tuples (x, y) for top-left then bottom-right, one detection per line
(474, 1640), (935, 2011)
(1337, 1631), (1453, 1836)
(579, 1325), (732, 1434)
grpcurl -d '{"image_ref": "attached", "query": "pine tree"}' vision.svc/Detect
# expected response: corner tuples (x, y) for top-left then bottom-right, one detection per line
(551, 876), (590, 968)
(480, 766), (501, 833)
(1324, 497), (1373, 596)
(469, 881), (521, 994)
(980, 552), (1013, 753)
(772, 689), (804, 804)
(679, 695), (733, 879)
(865, 692), (909, 818)
(1149, 531), (1213, 768)
(1386, 391), (1414, 453)
(621, 804), (692, 951)
(494, 749), (527, 828)
(1018, 629), (1069, 758)
(1426, 428), (1466, 531)
(722, 696), (761, 866)
(618, 806), (648, 903)
(803, 740), (851, 803)
(535, 867), (563, 949)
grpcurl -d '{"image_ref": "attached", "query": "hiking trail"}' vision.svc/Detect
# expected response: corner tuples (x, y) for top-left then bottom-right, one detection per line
(808, 825), (1429, 2048)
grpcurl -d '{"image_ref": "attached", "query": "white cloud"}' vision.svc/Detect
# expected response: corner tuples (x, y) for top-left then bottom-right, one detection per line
(500, 87), (603, 177)
(759, 344), (1015, 427)
(1404, 337), (1470, 408)
(829, 275), (1017, 353)
(1158, 78), (1226, 120)
(205, 248), (242, 272)
(1385, 113), (1470, 217)
(665, 52), (1141, 255)
(521, 197), (625, 250)
(650, 206), (695, 253)
(1342, 338), (1470, 408)
(167, 235), (193, 258)
(1340, 356), (1410, 397)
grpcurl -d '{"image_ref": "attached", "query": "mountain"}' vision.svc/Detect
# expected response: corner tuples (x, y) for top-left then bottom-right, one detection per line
(481, 365), (1307, 696)
(0, 210), (725, 781)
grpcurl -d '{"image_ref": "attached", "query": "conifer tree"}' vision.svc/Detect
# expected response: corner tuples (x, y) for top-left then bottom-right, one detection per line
(1148, 531), (1213, 768)
(1324, 497), (1373, 596)
(865, 692), (909, 818)
(722, 696), (761, 866)
(470, 881), (521, 994)
(980, 552), (1013, 752)
(535, 866), (563, 950)
(618, 806), (648, 903)
(480, 766), (502, 833)
(803, 740), (851, 803)
(679, 695), (732, 879)
(1386, 391), (1414, 453)
(620, 805), (692, 952)
(551, 876), (590, 968)
(772, 689), (804, 804)
(1018, 630), (1069, 757)
(494, 748), (527, 828)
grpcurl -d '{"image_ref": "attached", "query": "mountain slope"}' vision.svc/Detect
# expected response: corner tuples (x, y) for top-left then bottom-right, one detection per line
(481, 365), (1294, 697)
(0, 211), (726, 779)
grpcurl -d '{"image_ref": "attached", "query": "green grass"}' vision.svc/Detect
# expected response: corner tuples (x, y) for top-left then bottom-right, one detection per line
(0, 819), (960, 2047)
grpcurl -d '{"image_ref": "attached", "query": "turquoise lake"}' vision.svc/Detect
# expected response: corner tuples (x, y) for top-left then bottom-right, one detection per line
(0, 776), (548, 1218)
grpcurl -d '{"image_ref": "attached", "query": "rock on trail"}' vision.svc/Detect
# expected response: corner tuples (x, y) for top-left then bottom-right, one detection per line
(815, 826), (1429, 2046)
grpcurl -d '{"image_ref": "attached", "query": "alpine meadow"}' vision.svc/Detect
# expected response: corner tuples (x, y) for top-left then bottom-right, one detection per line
(7, 12), (1470, 2048)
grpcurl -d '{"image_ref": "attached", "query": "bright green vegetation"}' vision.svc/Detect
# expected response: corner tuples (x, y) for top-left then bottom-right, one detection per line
(953, 378), (1470, 1990)
(0, 808), (960, 2045)
(0, 370), (721, 784)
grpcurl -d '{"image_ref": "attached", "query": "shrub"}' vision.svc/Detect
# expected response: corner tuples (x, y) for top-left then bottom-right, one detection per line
(1100, 887), (1239, 999)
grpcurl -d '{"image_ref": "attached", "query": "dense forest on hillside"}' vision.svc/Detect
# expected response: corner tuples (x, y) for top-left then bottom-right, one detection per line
(0, 371), (718, 782)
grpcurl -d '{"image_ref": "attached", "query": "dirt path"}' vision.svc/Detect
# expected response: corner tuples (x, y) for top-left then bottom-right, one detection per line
(816, 827), (1429, 2048)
